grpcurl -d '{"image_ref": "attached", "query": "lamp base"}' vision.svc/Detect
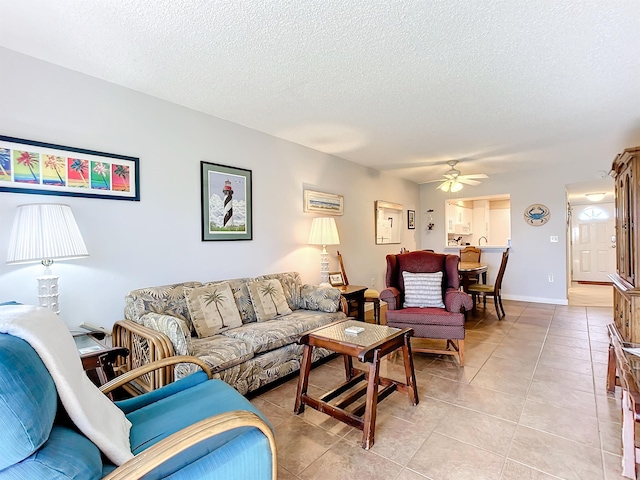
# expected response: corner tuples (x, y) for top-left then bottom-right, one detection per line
(37, 274), (59, 315)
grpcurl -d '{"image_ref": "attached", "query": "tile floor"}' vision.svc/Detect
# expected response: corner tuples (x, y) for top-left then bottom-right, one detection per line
(250, 298), (630, 480)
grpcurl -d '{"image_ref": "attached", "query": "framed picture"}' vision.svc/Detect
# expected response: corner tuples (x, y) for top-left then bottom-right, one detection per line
(0, 135), (139, 201)
(303, 189), (344, 215)
(407, 210), (416, 229)
(201, 161), (253, 241)
(328, 272), (345, 287)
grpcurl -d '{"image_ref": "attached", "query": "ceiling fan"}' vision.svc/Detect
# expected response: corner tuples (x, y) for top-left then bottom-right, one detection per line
(427, 160), (489, 192)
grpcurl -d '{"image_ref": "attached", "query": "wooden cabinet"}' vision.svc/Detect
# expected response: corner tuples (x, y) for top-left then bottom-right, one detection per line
(611, 146), (640, 343)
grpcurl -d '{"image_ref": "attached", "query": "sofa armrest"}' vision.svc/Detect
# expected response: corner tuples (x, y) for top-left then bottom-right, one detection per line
(445, 289), (473, 313)
(112, 320), (177, 393)
(380, 287), (401, 310)
(103, 410), (277, 480)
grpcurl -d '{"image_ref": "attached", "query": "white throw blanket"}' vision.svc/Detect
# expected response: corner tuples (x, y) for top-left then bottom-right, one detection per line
(0, 304), (133, 465)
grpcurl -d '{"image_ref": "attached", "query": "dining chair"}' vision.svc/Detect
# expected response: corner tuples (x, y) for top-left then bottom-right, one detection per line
(468, 248), (509, 320)
(460, 246), (482, 283)
(337, 251), (381, 323)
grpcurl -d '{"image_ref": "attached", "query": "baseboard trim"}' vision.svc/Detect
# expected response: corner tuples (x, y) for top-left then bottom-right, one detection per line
(502, 294), (568, 306)
(575, 281), (613, 286)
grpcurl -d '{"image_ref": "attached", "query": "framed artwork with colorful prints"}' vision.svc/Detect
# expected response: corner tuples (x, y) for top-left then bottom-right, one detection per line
(0, 135), (139, 201)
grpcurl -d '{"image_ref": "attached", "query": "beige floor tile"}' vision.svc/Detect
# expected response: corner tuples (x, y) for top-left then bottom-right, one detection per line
(537, 352), (593, 376)
(480, 355), (538, 380)
(423, 358), (479, 383)
(433, 404), (517, 456)
(470, 369), (532, 397)
(519, 399), (600, 447)
(396, 469), (431, 480)
(250, 396), (293, 429)
(602, 451), (629, 480)
(527, 379), (596, 417)
(408, 432), (505, 480)
(277, 466), (300, 480)
(541, 343), (592, 361)
(532, 363), (595, 394)
(274, 416), (340, 475)
(343, 412), (430, 465)
(544, 333), (592, 348)
(454, 383), (526, 422)
(379, 391), (451, 429)
(298, 439), (403, 480)
(500, 460), (562, 479)
(508, 425), (604, 479)
(415, 372), (465, 403)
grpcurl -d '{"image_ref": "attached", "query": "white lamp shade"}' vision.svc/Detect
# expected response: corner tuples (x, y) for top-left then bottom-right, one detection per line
(7, 204), (89, 264)
(308, 217), (340, 246)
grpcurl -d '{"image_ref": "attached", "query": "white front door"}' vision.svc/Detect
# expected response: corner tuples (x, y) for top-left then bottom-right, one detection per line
(571, 203), (616, 282)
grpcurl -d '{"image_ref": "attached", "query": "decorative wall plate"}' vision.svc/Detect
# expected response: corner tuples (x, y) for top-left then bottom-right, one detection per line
(524, 203), (550, 226)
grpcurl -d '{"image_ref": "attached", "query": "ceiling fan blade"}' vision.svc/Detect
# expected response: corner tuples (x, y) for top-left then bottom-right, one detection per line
(458, 178), (481, 186)
(459, 174), (488, 180)
(423, 178), (448, 184)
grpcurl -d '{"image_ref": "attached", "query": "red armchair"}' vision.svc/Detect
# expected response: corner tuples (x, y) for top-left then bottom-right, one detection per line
(380, 251), (473, 365)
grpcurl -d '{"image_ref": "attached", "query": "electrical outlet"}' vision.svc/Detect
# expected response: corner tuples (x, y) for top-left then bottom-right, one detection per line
(550, 236), (558, 243)
(548, 275), (554, 282)
(371, 276), (375, 287)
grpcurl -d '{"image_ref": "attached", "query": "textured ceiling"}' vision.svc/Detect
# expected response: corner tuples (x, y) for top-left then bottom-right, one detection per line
(1, 0), (639, 184)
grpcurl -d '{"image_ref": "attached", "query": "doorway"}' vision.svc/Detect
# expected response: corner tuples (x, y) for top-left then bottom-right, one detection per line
(570, 202), (615, 283)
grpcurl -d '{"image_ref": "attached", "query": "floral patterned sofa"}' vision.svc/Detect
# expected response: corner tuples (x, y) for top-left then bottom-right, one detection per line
(113, 272), (347, 395)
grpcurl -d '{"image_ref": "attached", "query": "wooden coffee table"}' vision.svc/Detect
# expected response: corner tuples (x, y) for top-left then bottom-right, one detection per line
(294, 319), (418, 449)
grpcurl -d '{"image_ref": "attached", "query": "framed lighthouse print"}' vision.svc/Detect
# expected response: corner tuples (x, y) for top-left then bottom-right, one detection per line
(201, 161), (253, 241)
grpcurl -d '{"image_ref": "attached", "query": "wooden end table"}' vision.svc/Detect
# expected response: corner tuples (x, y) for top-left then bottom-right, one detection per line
(337, 285), (368, 320)
(74, 333), (129, 388)
(294, 319), (418, 449)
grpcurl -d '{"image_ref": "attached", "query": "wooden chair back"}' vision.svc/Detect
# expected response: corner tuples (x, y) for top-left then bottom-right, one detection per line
(494, 248), (510, 293)
(460, 246), (481, 263)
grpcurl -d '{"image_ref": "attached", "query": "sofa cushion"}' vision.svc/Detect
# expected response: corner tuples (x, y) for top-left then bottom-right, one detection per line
(189, 334), (255, 374)
(222, 310), (344, 354)
(300, 284), (341, 312)
(255, 272), (302, 310)
(0, 334), (58, 469)
(248, 279), (292, 322)
(184, 283), (243, 338)
(402, 271), (445, 308)
(226, 277), (258, 323)
(2, 426), (103, 480)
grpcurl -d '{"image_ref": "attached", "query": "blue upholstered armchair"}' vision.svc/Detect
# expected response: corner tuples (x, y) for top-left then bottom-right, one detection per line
(0, 306), (276, 479)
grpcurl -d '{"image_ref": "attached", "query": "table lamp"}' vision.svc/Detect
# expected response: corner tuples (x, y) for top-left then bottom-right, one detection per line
(6, 203), (89, 314)
(308, 217), (340, 286)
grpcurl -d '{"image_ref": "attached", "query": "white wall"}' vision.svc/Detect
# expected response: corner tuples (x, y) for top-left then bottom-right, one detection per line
(0, 48), (420, 328)
(420, 138), (640, 304)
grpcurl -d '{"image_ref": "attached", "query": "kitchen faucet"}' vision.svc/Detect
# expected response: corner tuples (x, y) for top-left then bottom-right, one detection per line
(478, 236), (488, 245)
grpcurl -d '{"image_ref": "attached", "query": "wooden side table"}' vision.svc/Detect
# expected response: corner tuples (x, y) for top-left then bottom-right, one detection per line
(294, 319), (418, 449)
(337, 285), (368, 321)
(74, 333), (129, 388)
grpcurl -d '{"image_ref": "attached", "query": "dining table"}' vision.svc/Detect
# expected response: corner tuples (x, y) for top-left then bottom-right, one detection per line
(459, 261), (488, 292)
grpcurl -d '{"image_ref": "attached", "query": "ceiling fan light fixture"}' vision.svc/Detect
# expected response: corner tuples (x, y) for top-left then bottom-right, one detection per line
(450, 181), (463, 192)
(585, 192), (606, 202)
(440, 182), (451, 192)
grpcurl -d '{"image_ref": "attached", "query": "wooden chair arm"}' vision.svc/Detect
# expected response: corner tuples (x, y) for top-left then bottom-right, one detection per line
(102, 410), (277, 480)
(100, 356), (212, 394)
(111, 319), (177, 391)
(338, 295), (349, 314)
